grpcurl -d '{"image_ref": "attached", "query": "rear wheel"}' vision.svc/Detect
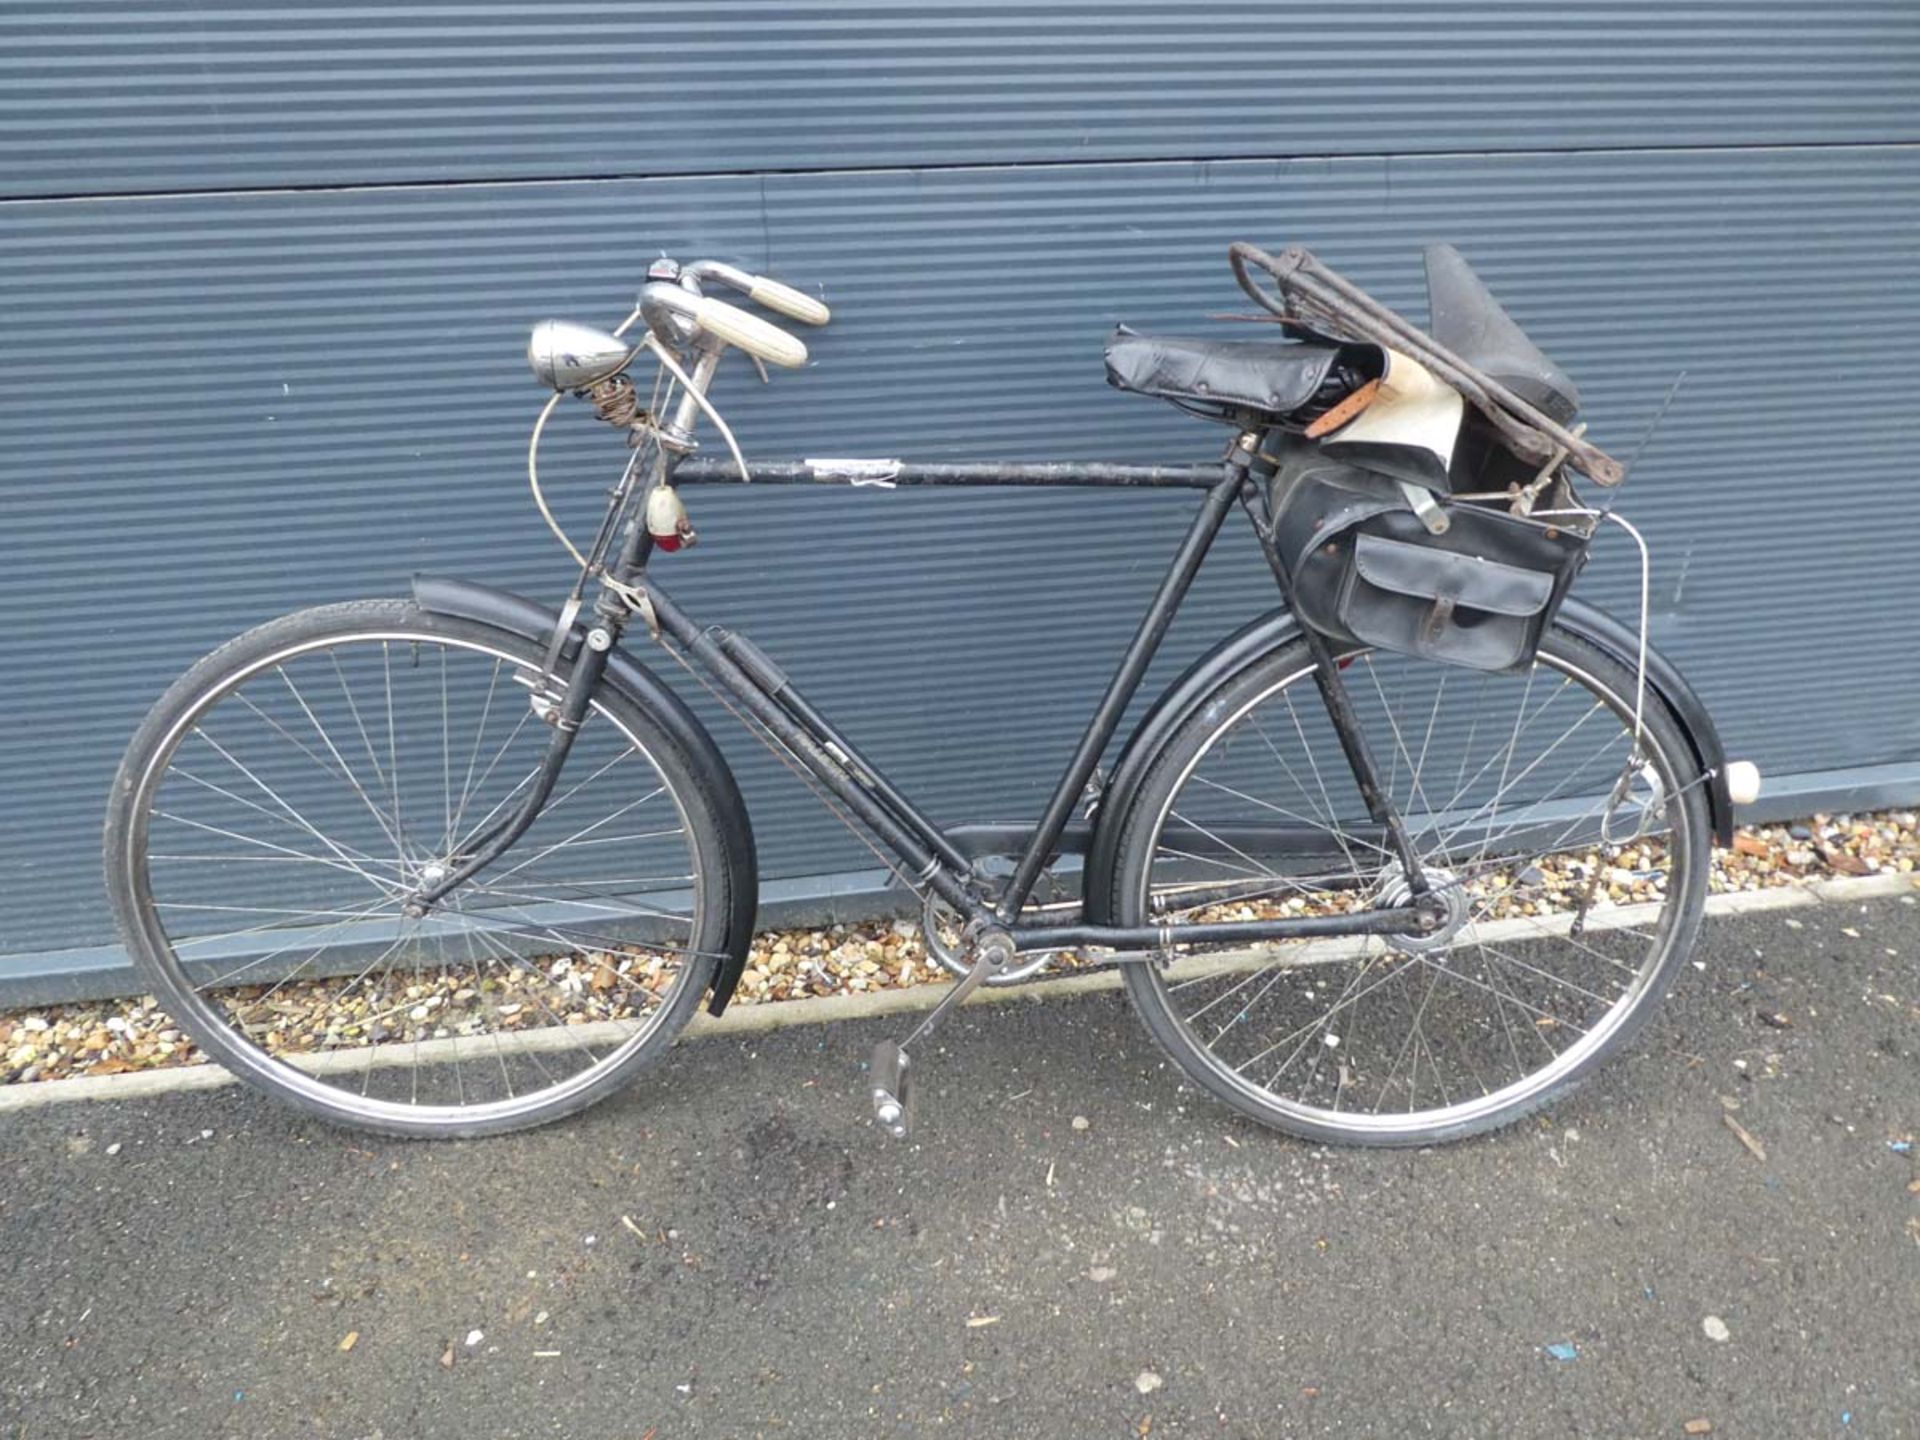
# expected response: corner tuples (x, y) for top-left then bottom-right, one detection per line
(1101, 627), (1709, 1145)
(105, 599), (750, 1138)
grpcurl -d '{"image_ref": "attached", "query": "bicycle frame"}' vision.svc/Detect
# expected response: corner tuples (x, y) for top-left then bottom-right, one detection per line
(432, 448), (1443, 960)
(405, 339), (1447, 958)
(670, 457), (1246, 926)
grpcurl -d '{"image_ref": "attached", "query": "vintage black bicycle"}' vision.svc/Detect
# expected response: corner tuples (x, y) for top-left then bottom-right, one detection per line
(104, 242), (1760, 1143)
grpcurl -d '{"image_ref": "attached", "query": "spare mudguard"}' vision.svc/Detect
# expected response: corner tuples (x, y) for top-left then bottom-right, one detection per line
(1083, 598), (1734, 924)
(410, 575), (759, 1014)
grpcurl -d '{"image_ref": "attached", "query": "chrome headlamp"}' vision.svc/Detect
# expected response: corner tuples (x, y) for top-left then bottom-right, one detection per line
(526, 319), (634, 391)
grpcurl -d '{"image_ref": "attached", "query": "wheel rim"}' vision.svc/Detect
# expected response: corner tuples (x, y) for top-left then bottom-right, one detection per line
(1132, 644), (1699, 1137)
(122, 627), (709, 1128)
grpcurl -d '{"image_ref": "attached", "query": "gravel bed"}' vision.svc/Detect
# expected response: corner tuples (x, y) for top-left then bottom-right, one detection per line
(4, 809), (1916, 1087)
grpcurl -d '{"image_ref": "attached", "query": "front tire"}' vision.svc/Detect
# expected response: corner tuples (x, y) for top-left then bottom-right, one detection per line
(1100, 627), (1710, 1146)
(105, 599), (752, 1138)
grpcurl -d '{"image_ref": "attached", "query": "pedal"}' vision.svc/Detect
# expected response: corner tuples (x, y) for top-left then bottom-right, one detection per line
(870, 1040), (912, 1138)
(865, 925), (1012, 1141)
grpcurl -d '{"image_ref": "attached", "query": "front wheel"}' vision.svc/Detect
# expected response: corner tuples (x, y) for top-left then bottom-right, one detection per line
(104, 599), (752, 1138)
(1100, 627), (1710, 1146)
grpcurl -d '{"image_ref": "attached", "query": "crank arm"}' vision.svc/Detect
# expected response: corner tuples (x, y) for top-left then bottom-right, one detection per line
(870, 927), (1013, 1138)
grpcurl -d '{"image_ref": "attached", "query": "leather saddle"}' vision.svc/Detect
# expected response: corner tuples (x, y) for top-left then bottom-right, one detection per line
(1104, 327), (1356, 420)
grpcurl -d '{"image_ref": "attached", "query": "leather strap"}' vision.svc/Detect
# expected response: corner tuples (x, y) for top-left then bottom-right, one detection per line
(1304, 377), (1382, 438)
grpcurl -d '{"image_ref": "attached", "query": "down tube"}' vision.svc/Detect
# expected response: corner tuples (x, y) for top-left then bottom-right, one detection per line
(996, 472), (1244, 921)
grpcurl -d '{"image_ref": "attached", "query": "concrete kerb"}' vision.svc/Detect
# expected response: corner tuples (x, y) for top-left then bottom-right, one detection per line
(2, 871), (1911, 1115)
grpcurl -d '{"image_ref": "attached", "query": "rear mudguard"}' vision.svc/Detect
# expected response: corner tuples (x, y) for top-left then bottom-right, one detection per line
(1082, 598), (1734, 925)
(410, 576), (758, 1014)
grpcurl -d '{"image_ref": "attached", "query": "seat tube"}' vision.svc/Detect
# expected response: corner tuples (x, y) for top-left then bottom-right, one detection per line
(996, 465), (1246, 921)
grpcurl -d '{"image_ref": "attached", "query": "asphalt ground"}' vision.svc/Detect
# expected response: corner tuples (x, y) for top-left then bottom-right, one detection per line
(3, 891), (1917, 1439)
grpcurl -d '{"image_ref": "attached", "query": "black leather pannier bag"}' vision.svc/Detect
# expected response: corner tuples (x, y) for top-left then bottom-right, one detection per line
(1271, 452), (1590, 673)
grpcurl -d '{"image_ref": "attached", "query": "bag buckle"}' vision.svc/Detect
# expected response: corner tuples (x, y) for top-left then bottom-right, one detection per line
(1419, 595), (1457, 652)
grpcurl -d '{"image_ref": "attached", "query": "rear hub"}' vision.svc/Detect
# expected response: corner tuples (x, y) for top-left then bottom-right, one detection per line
(1376, 865), (1470, 953)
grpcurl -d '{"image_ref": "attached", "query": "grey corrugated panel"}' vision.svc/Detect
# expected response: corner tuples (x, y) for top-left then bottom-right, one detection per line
(4, 145), (1920, 970)
(3, 2), (1919, 197)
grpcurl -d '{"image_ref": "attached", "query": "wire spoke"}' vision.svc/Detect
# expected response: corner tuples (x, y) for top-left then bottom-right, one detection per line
(1188, 775), (1396, 861)
(444, 658), (505, 854)
(270, 668), (411, 857)
(1278, 688), (1369, 880)
(151, 808), (396, 889)
(130, 625), (710, 1127)
(1136, 642), (1698, 1137)
(185, 729), (396, 885)
(198, 897), (400, 993)
(1156, 805), (1347, 905)
(447, 705), (541, 855)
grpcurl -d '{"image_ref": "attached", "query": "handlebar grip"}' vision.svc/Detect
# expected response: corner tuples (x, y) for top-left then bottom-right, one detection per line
(748, 275), (830, 326)
(688, 293), (810, 368)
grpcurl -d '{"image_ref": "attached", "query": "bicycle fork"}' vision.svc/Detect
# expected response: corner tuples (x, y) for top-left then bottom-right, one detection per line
(404, 612), (618, 916)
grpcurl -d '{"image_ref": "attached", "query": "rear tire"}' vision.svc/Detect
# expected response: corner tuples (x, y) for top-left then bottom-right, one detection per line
(1099, 626), (1710, 1146)
(104, 599), (752, 1138)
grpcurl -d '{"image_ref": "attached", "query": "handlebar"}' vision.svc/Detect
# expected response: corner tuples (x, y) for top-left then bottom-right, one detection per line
(745, 273), (830, 326)
(681, 258), (831, 326)
(639, 279), (812, 368)
(529, 255), (828, 496)
(636, 258), (830, 370)
(685, 291), (811, 369)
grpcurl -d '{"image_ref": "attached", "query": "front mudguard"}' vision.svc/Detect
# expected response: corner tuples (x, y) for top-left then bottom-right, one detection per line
(1082, 599), (1735, 925)
(410, 576), (759, 1014)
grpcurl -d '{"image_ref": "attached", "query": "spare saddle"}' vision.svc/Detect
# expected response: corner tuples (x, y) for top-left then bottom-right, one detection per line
(1104, 327), (1365, 423)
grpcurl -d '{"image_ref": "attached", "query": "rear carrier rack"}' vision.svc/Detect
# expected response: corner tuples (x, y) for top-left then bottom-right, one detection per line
(1228, 242), (1626, 488)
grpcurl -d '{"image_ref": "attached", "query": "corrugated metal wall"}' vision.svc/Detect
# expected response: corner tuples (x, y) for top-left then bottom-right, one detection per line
(3, 3), (1918, 997)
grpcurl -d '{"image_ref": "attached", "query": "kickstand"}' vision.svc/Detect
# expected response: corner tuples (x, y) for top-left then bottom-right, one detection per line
(869, 928), (1013, 1138)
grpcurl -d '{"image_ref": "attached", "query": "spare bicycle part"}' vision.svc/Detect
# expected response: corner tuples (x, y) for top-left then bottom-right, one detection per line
(1372, 864), (1469, 954)
(672, 458), (1228, 489)
(1304, 377), (1383, 438)
(869, 1039), (912, 1138)
(645, 485), (696, 551)
(585, 373), (641, 427)
(1725, 760), (1761, 806)
(1228, 241), (1625, 486)
(922, 885), (1057, 985)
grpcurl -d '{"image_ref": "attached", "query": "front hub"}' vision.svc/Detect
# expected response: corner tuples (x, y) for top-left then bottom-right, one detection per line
(403, 860), (451, 918)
